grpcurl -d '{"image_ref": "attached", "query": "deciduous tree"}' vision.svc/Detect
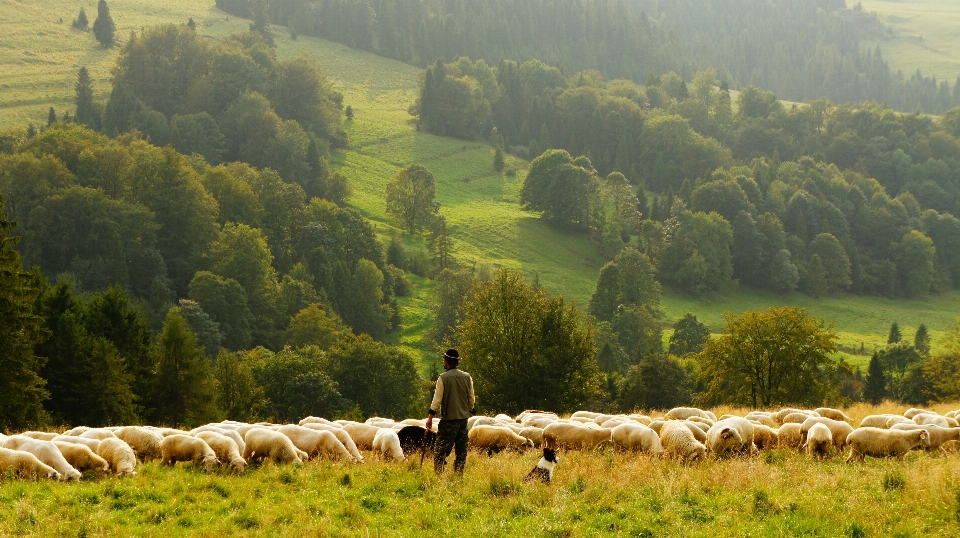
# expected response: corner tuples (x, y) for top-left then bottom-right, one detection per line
(386, 163), (438, 234)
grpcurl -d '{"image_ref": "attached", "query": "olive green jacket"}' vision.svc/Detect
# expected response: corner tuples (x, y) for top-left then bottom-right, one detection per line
(429, 368), (475, 420)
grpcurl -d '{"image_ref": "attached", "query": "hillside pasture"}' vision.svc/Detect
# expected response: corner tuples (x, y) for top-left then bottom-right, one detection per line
(860, 0), (960, 83)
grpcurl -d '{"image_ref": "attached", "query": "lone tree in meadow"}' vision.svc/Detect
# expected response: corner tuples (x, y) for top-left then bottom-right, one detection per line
(455, 269), (600, 414)
(696, 306), (839, 408)
(73, 7), (89, 30)
(386, 163), (438, 233)
(92, 0), (116, 47)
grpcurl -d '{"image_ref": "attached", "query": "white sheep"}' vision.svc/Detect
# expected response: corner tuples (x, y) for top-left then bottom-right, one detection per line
(160, 434), (219, 471)
(803, 423), (833, 460)
(195, 431), (246, 473)
(744, 412), (777, 429)
(542, 422), (612, 450)
(706, 417), (754, 457)
(97, 438), (137, 477)
(20, 431), (59, 441)
(903, 407), (934, 420)
(52, 435), (101, 452)
(799, 417), (854, 450)
(571, 411), (603, 420)
(682, 421), (708, 443)
(611, 423), (663, 454)
(913, 413), (950, 428)
(519, 412), (560, 429)
(116, 426), (164, 461)
(664, 407), (713, 422)
(858, 414), (899, 428)
(372, 428), (406, 462)
(846, 427), (931, 462)
(890, 423), (960, 451)
(814, 407), (852, 423)
(79, 428), (118, 441)
(342, 423), (380, 450)
(751, 424), (779, 451)
(299, 416), (337, 426)
(885, 416), (913, 428)
(2, 436), (81, 481)
(0, 447), (61, 480)
(518, 427), (544, 447)
(468, 425), (535, 455)
(61, 426), (90, 437)
(277, 425), (356, 462)
(301, 423), (364, 461)
(772, 408), (816, 425)
(777, 423), (803, 450)
(659, 421), (706, 463)
(628, 414), (653, 425)
(243, 428), (306, 465)
(53, 441), (110, 475)
(780, 412), (817, 425)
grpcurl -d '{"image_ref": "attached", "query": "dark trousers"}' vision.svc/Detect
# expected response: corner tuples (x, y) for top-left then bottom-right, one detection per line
(434, 418), (468, 474)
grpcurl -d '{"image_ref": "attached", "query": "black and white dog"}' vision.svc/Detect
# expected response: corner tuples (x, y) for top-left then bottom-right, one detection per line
(524, 446), (558, 484)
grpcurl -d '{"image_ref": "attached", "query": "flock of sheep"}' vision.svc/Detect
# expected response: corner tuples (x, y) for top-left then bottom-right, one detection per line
(0, 405), (956, 481)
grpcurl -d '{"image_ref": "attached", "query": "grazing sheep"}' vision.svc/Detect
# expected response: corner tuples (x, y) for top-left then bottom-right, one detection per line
(659, 421), (706, 463)
(52, 435), (101, 452)
(243, 428), (305, 465)
(97, 438), (137, 476)
(0, 447), (61, 480)
(858, 414), (899, 428)
(160, 435), (219, 471)
(277, 425), (355, 462)
(397, 425), (436, 457)
(778, 423), (803, 450)
(846, 427), (931, 462)
(664, 407), (713, 422)
(946, 417), (960, 428)
(342, 423), (380, 450)
(706, 418), (754, 458)
(647, 420), (666, 435)
(599, 418), (632, 429)
(519, 412), (560, 429)
(569, 417), (594, 424)
(53, 441), (109, 475)
(890, 424), (960, 451)
(372, 428), (406, 462)
(913, 413), (950, 428)
(591, 414), (621, 425)
(628, 414), (653, 425)
(21, 431), (58, 441)
(156, 428), (190, 437)
(195, 431), (246, 473)
(542, 422), (612, 450)
(904, 408), (934, 420)
(799, 417), (854, 450)
(494, 414), (516, 423)
(61, 426), (90, 437)
(79, 429), (118, 441)
(611, 423), (663, 454)
(2, 436), (81, 481)
(469, 416), (507, 430)
(814, 407), (852, 423)
(469, 425), (534, 455)
(116, 426), (164, 461)
(803, 423), (833, 460)
(215, 429), (246, 455)
(745, 412), (777, 429)
(571, 411), (603, 420)
(781, 412), (816, 425)
(302, 423), (364, 462)
(686, 416), (715, 427)
(519, 427), (544, 447)
(751, 424), (779, 451)
(299, 416), (337, 426)
(682, 422), (708, 443)
(885, 416), (913, 428)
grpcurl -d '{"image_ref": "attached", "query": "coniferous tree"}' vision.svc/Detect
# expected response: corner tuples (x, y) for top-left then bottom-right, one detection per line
(864, 353), (886, 404)
(888, 322), (902, 344)
(187, 17), (196, 30)
(249, 0), (273, 46)
(0, 194), (49, 430)
(153, 308), (218, 426)
(493, 146), (505, 172)
(345, 105), (354, 120)
(75, 67), (96, 129)
(73, 7), (89, 30)
(47, 106), (57, 126)
(92, 0), (116, 47)
(915, 323), (931, 356)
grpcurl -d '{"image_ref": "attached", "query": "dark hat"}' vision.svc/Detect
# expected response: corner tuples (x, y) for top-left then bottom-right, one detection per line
(443, 349), (460, 362)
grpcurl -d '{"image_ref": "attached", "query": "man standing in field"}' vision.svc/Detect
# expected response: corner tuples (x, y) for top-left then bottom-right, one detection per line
(425, 349), (475, 475)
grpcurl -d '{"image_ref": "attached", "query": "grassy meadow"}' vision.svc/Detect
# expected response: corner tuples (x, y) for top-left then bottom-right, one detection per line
(1, 0), (960, 369)
(4, 402), (960, 537)
(860, 0), (960, 83)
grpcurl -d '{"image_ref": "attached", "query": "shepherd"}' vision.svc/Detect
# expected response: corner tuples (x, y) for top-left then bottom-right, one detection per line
(425, 349), (475, 475)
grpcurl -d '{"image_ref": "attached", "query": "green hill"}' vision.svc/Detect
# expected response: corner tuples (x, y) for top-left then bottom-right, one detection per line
(1, 0), (959, 371)
(861, 0), (960, 83)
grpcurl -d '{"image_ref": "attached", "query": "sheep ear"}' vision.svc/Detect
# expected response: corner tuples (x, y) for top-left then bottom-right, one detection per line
(921, 431), (928, 439)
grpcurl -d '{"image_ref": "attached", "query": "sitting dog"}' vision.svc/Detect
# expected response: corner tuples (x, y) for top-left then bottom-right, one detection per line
(524, 446), (558, 484)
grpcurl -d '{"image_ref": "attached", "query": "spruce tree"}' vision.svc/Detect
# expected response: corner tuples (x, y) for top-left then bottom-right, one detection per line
(75, 67), (96, 129)
(914, 323), (931, 356)
(887, 322), (901, 344)
(864, 352), (886, 404)
(47, 106), (57, 126)
(493, 146), (505, 172)
(153, 308), (217, 426)
(0, 193), (49, 430)
(345, 105), (354, 120)
(73, 7), (89, 30)
(92, 0), (116, 47)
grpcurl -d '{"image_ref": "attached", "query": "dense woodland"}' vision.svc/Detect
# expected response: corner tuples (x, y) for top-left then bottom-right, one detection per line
(3, 2), (960, 431)
(218, 0), (960, 114)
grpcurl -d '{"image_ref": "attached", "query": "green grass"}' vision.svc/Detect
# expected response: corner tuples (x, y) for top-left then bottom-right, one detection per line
(860, 0), (960, 82)
(2, 441), (960, 536)
(2, 1), (959, 370)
